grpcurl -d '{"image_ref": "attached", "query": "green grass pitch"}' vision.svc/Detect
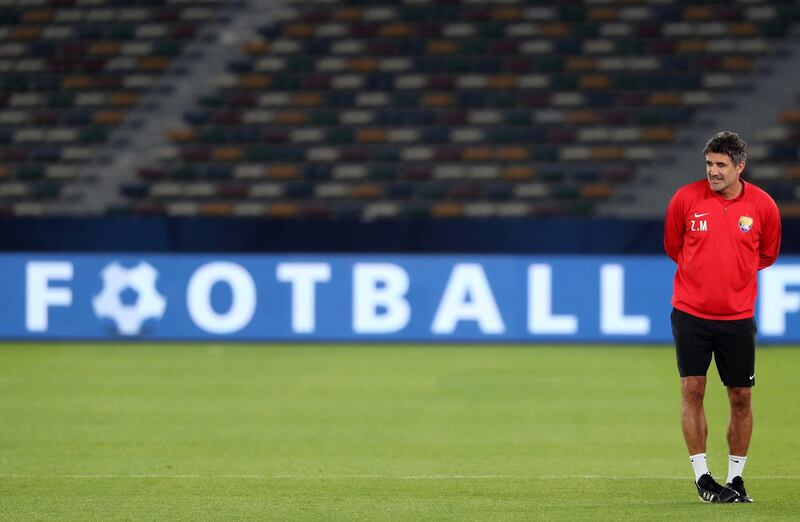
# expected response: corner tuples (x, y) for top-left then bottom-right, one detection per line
(1, 343), (799, 520)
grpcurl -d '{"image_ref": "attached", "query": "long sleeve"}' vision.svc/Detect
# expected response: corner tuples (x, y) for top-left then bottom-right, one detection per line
(758, 199), (781, 270)
(663, 192), (684, 264)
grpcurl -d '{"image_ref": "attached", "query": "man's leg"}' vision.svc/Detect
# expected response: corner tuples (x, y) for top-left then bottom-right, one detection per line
(713, 315), (756, 500)
(725, 386), (753, 501)
(681, 376), (708, 454)
(681, 375), (737, 502)
(726, 386), (752, 456)
(673, 309), (713, 456)
(672, 310), (736, 501)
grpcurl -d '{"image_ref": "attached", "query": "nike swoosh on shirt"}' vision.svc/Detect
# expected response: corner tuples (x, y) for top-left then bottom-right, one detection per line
(694, 212), (710, 218)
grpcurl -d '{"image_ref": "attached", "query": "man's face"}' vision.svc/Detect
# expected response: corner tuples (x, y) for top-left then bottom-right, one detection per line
(705, 152), (744, 197)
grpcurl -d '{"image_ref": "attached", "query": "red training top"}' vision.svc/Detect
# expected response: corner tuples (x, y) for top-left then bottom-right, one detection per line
(664, 179), (781, 320)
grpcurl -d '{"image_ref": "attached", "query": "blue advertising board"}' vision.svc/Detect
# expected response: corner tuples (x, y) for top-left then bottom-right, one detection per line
(2, 254), (799, 342)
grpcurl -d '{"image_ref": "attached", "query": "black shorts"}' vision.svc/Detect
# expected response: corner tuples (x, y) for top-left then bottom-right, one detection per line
(671, 307), (756, 388)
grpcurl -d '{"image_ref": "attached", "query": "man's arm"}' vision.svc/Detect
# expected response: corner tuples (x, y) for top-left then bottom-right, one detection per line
(664, 191), (684, 263)
(758, 199), (781, 270)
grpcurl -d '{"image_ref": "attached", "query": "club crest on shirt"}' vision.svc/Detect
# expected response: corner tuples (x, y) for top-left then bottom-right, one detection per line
(738, 216), (753, 233)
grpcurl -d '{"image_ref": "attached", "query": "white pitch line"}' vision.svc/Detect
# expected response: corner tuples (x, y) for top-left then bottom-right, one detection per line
(2, 473), (800, 480)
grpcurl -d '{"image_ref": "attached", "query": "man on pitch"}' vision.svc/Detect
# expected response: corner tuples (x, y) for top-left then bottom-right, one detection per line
(664, 131), (781, 503)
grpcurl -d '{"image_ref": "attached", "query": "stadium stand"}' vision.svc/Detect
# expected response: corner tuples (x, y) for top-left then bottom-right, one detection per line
(113, 0), (800, 220)
(748, 93), (800, 217)
(2, 0), (800, 222)
(0, 0), (230, 216)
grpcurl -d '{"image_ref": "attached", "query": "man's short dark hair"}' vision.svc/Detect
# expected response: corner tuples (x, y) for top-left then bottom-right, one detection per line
(703, 131), (747, 166)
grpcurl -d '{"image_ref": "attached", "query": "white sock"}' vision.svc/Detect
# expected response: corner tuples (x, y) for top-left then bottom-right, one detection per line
(690, 453), (709, 482)
(727, 455), (747, 483)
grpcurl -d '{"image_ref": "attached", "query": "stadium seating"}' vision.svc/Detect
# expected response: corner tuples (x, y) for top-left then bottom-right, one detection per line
(747, 94), (800, 217)
(0, 0), (229, 215)
(3, 0), (800, 219)
(116, 0), (800, 219)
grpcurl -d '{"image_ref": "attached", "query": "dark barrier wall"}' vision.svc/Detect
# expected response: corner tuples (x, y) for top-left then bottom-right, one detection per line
(1, 217), (799, 254)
